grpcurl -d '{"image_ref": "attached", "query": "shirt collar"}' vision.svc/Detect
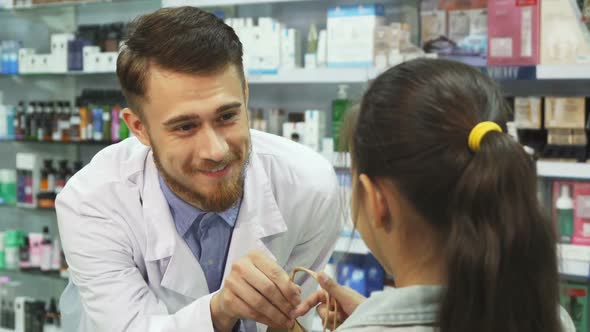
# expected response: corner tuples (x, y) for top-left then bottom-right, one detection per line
(158, 174), (240, 236)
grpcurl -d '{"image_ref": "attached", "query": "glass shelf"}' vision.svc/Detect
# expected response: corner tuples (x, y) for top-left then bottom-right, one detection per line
(0, 269), (68, 282)
(0, 0), (156, 13)
(1, 139), (116, 146)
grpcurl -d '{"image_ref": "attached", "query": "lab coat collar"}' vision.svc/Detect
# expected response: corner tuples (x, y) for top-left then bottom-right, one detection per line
(138, 148), (287, 297)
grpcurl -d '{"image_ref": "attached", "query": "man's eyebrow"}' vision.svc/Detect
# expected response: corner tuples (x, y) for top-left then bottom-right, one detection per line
(215, 102), (242, 114)
(163, 114), (200, 127)
(162, 102), (242, 128)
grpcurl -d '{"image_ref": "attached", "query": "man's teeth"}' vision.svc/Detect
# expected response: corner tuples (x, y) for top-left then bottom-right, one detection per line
(209, 165), (227, 172)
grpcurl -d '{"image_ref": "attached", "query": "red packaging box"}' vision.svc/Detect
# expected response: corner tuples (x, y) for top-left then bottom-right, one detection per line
(487, 0), (540, 66)
(439, 0), (487, 10)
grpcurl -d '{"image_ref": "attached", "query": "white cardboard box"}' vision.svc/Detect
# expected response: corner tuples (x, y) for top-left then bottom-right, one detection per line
(327, 4), (386, 68)
(280, 28), (301, 69)
(82, 46), (101, 73)
(304, 110), (327, 152)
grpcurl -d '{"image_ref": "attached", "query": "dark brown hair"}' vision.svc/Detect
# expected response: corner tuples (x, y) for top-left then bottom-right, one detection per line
(116, 6), (244, 118)
(351, 58), (561, 332)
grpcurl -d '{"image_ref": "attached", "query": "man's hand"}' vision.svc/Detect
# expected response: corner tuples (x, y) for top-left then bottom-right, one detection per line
(210, 251), (302, 331)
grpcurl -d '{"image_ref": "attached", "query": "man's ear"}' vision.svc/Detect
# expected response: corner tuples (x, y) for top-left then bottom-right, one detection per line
(122, 108), (150, 147)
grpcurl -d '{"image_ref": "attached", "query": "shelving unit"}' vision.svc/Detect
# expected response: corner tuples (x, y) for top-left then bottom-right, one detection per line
(537, 161), (590, 180)
(168, 0), (313, 6)
(3, 64), (590, 82)
(1, 0), (590, 330)
(537, 65), (590, 80)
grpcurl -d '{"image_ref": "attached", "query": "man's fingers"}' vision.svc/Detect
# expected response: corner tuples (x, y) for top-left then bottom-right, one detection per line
(251, 252), (301, 306)
(292, 290), (327, 317)
(242, 259), (297, 317)
(225, 280), (294, 328)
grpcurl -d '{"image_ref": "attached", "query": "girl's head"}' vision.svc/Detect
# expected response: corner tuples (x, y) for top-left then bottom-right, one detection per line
(348, 58), (561, 332)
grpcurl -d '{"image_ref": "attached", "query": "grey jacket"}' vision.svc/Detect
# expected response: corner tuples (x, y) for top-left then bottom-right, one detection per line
(337, 285), (576, 332)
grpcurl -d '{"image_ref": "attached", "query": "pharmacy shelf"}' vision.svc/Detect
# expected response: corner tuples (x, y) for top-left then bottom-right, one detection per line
(537, 161), (590, 180)
(0, 269), (68, 281)
(332, 157), (590, 180)
(537, 65), (590, 80)
(248, 68), (370, 84)
(167, 0), (312, 6)
(2, 139), (115, 146)
(4, 68), (371, 84)
(334, 236), (370, 255)
(0, 0), (157, 12)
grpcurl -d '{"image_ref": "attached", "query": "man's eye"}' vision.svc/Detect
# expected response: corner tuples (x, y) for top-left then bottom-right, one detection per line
(177, 124), (196, 131)
(221, 113), (237, 121)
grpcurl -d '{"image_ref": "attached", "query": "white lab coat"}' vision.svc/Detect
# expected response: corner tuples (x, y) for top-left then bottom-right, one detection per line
(56, 130), (343, 332)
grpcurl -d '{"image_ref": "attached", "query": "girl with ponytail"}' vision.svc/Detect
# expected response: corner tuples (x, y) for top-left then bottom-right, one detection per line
(292, 58), (574, 332)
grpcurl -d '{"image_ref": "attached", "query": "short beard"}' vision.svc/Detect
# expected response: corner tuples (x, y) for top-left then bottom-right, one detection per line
(153, 142), (251, 212)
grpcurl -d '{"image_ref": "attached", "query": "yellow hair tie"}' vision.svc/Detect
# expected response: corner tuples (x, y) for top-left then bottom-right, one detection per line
(468, 121), (502, 152)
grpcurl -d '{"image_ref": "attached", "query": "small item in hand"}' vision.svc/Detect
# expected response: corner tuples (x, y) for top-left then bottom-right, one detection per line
(268, 267), (338, 332)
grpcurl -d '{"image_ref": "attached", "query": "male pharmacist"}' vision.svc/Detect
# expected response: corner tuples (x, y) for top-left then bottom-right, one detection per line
(56, 7), (341, 332)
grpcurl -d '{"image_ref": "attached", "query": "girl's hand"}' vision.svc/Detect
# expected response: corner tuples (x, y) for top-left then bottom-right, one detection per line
(292, 272), (367, 330)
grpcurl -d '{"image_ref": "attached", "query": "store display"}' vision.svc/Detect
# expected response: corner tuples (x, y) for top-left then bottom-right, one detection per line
(2, 0), (590, 328)
(561, 283), (589, 332)
(541, 0), (590, 65)
(336, 254), (384, 297)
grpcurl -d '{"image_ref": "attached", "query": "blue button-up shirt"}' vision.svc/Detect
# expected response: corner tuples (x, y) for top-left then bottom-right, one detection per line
(158, 175), (240, 293)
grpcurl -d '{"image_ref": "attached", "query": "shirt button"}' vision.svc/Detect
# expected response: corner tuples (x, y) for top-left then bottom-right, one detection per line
(208, 259), (214, 265)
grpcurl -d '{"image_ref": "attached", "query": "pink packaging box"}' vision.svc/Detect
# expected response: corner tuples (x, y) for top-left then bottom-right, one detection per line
(487, 0), (540, 66)
(572, 183), (590, 246)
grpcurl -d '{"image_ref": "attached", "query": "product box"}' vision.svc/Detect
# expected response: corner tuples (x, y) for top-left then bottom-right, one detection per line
(17, 48), (35, 74)
(544, 97), (586, 129)
(448, 9), (488, 55)
(541, 0), (590, 65)
(561, 283), (589, 332)
(421, 10), (447, 44)
(573, 183), (590, 246)
(304, 110), (327, 152)
(82, 46), (100, 73)
(50, 33), (74, 56)
(487, 0), (540, 66)
(547, 129), (588, 146)
(439, 0), (487, 10)
(327, 4), (386, 68)
(245, 18), (281, 75)
(98, 52), (117, 73)
(514, 97), (542, 129)
(16, 153), (40, 208)
(280, 28), (301, 69)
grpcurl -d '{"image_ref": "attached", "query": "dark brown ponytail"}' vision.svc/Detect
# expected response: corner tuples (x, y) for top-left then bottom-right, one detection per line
(352, 58), (561, 332)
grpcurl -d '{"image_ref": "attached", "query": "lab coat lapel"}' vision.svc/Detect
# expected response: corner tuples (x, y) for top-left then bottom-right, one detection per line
(223, 152), (288, 279)
(140, 151), (209, 299)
